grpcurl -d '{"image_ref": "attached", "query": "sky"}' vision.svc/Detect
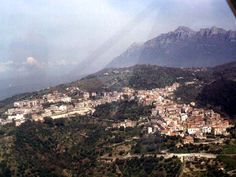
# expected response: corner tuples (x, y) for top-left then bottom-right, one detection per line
(0, 0), (236, 98)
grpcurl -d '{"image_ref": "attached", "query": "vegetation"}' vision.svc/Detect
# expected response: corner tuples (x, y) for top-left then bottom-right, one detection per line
(199, 79), (236, 117)
(183, 158), (229, 177)
(0, 117), (113, 176)
(171, 143), (222, 154)
(221, 140), (236, 154)
(0, 116), (185, 177)
(93, 99), (153, 121)
(218, 155), (236, 171)
(77, 65), (197, 92)
(127, 65), (194, 90)
(0, 63), (236, 176)
(132, 133), (181, 154)
(174, 83), (202, 104)
(116, 156), (181, 177)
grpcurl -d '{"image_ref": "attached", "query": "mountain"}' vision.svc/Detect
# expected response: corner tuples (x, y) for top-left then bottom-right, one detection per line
(107, 26), (236, 68)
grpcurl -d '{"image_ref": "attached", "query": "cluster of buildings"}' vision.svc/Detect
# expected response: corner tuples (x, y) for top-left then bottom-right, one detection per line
(0, 82), (232, 144)
(136, 84), (232, 143)
(0, 90), (92, 126)
(3, 99), (44, 126)
(108, 82), (232, 144)
(151, 98), (231, 139)
(0, 86), (136, 126)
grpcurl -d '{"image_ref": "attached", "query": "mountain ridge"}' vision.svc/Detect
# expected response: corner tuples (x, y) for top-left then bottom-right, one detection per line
(107, 26), (236, 68)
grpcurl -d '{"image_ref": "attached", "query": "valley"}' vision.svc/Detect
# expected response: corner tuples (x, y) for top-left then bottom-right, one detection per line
(0, 63), (236, 176)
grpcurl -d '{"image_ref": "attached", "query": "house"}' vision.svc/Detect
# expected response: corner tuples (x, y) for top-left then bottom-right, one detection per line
(212, 127), (227, 135)
(190, 102), (196, 107)
(187, 127), (200, 135)
(15, 119), (26, 126)
(148, 127), (154, 134)
(181, 113), (188, 121)
(61, 96), (72, 103)
(183, 136), (194, 144)
(32, 114), (44, 122)
(83, 92), (90, 99)
(112, 120), (137, 129)
(59, 105), (68, 111)
(0, 119), (12, 125)
(124, 120), (137, 128)
(176, 142), (183, 148)
(8, 114), (25, 121)
(202, 126), (212, 134)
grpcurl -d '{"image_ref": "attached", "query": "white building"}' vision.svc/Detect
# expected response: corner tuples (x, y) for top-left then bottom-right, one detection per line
(148, 127), (154, 134)
(8, 114), (25, 121)
(83, 92), (90, 99)
(187, 127), (200, 135)
(59, 105), (68, 111)
(181, 113), (188, 121)
(61, 97), (72, 103)
(202, 126), (212, 134)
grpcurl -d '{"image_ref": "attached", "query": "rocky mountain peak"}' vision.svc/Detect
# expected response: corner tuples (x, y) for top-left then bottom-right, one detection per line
(107, 26), (236, 68)
(210, 26), (226, 34)
(166, 26), (196, 40)
(174, 26), (195, 34)
(198, 26), (227, 37)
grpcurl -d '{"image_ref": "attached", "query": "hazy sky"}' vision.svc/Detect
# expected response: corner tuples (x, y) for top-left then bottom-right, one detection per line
(0, 0), (236, 79)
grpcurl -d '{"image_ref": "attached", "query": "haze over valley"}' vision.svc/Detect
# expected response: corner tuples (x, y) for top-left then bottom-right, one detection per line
(1, 26), (236, 100)
(1, 0), (236, 99)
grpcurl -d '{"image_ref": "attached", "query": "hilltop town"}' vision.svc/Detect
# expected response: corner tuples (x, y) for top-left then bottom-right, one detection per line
(0, 80), (232, 145)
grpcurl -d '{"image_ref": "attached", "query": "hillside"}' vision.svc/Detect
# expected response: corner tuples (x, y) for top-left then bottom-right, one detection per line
(199, 79), (236, 117)
(0, 117), (183, 177)
(1, 62), (236, 118)
(107, 26), (236, 68)
(173, 61), (236, 118)
(0, 62), (236, 176)
(211, 61), (236, 81)
(75, 65), (203, 92)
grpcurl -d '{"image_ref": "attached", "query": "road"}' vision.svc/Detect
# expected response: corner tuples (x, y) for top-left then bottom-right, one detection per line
(123, 153), (217, 160)
(99, 152), (217, 163)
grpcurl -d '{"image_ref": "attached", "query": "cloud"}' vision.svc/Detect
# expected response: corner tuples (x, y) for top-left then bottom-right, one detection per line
(26, 57), (38, 66)
(0, 61), (13, 73)
(0, 0), (131, 74)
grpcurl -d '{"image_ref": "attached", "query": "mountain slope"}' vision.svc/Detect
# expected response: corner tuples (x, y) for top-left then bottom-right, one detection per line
(199, 79), (236, 117)
(1, 62), (236, 117)
(75, 65), (201, 92)
(173, 61), (236, 117)
(0, 64), (201, 109)
(107, 26), (236, 68)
